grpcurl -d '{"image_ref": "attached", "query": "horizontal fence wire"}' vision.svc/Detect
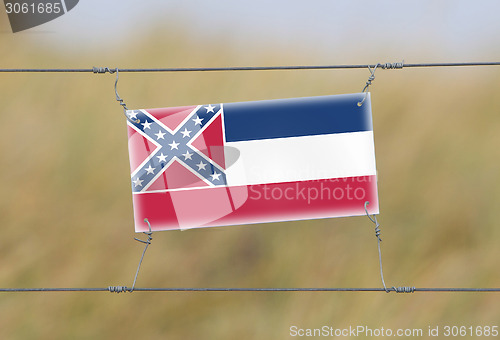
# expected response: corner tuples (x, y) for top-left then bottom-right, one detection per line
(0, 62), (499, 73)
(1, 287), (500, 293)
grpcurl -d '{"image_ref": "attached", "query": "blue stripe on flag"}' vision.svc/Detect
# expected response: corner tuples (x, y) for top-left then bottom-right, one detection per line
(223, 93), (372, 142)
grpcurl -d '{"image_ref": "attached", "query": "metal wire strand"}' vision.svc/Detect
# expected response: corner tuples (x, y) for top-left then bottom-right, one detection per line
(1, 61), (500, 73)
(92, 67), (138, 124)
(364, 201), (389, 292)
(1, 287), (499, 293)
(364, 201), (417, 294)
(107, 218), (154, 294)
(357, 64), (380, 107)
(130, 218), (154, 292)
(113, 69), (140, 124)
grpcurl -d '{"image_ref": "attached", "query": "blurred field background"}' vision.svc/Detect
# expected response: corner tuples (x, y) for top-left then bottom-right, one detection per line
(1, 1), (500, 339)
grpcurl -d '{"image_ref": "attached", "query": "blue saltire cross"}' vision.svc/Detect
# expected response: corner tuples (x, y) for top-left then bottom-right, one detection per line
(127, 104), (227, 192)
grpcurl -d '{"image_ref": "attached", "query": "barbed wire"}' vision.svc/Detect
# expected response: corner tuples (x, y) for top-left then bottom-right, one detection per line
(0, 61), (499, 73)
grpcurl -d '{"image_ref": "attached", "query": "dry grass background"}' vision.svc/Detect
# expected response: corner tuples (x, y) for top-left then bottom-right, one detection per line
(0, 15), (499, 340)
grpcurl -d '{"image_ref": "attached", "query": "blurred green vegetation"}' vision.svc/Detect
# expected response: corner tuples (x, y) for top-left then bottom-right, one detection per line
(0, 17), (499, 340)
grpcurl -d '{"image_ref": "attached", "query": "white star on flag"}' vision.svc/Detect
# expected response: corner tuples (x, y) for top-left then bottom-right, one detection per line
(192, 116), (203, 126)
(155, 130), (166, 140)
(127, 110), (138, 119)
(145, 165), (155, 174)
(133, 178), (144, 187)
(169, 140), (180, 150)
(156, 153), (168, 162)
(205, 104), (215, 113)
(180, 128), (192, 138)
(196, 161), (207, 171)
(182, 151), (193, 160)
(142, 120), (152, 129)
(210, 172), (221, 181)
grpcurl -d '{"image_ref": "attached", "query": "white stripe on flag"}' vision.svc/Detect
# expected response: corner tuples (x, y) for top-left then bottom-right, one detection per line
(225, 131), (376, 186)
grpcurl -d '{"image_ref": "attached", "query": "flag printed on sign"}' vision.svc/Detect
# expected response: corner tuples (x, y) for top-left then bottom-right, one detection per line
(127, 93), (379, 232)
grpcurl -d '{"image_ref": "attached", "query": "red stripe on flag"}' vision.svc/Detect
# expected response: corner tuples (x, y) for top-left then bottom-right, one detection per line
(132, 175), (378, 232)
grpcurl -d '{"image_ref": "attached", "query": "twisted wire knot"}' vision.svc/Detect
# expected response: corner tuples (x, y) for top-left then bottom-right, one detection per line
(108, 286), (129, 293)
(363, 73), (375, 91)
(364, 201), (382, 242)
(92, 66), (136, 122)
(134, 218), (153, 245)
(92, 67), (116, 74)
(380, 61), (404, 69)
(391, 286), (416, 293)
(374, 221), (382, 242)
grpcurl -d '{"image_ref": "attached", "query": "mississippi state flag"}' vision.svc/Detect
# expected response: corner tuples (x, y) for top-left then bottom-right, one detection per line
(127, 93), (378, 232)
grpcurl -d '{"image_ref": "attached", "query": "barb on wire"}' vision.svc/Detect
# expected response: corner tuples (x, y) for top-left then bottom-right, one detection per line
(379, 61), (404, 70)
(92, 67), (114, 74)
(108, 286), (128, 293)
